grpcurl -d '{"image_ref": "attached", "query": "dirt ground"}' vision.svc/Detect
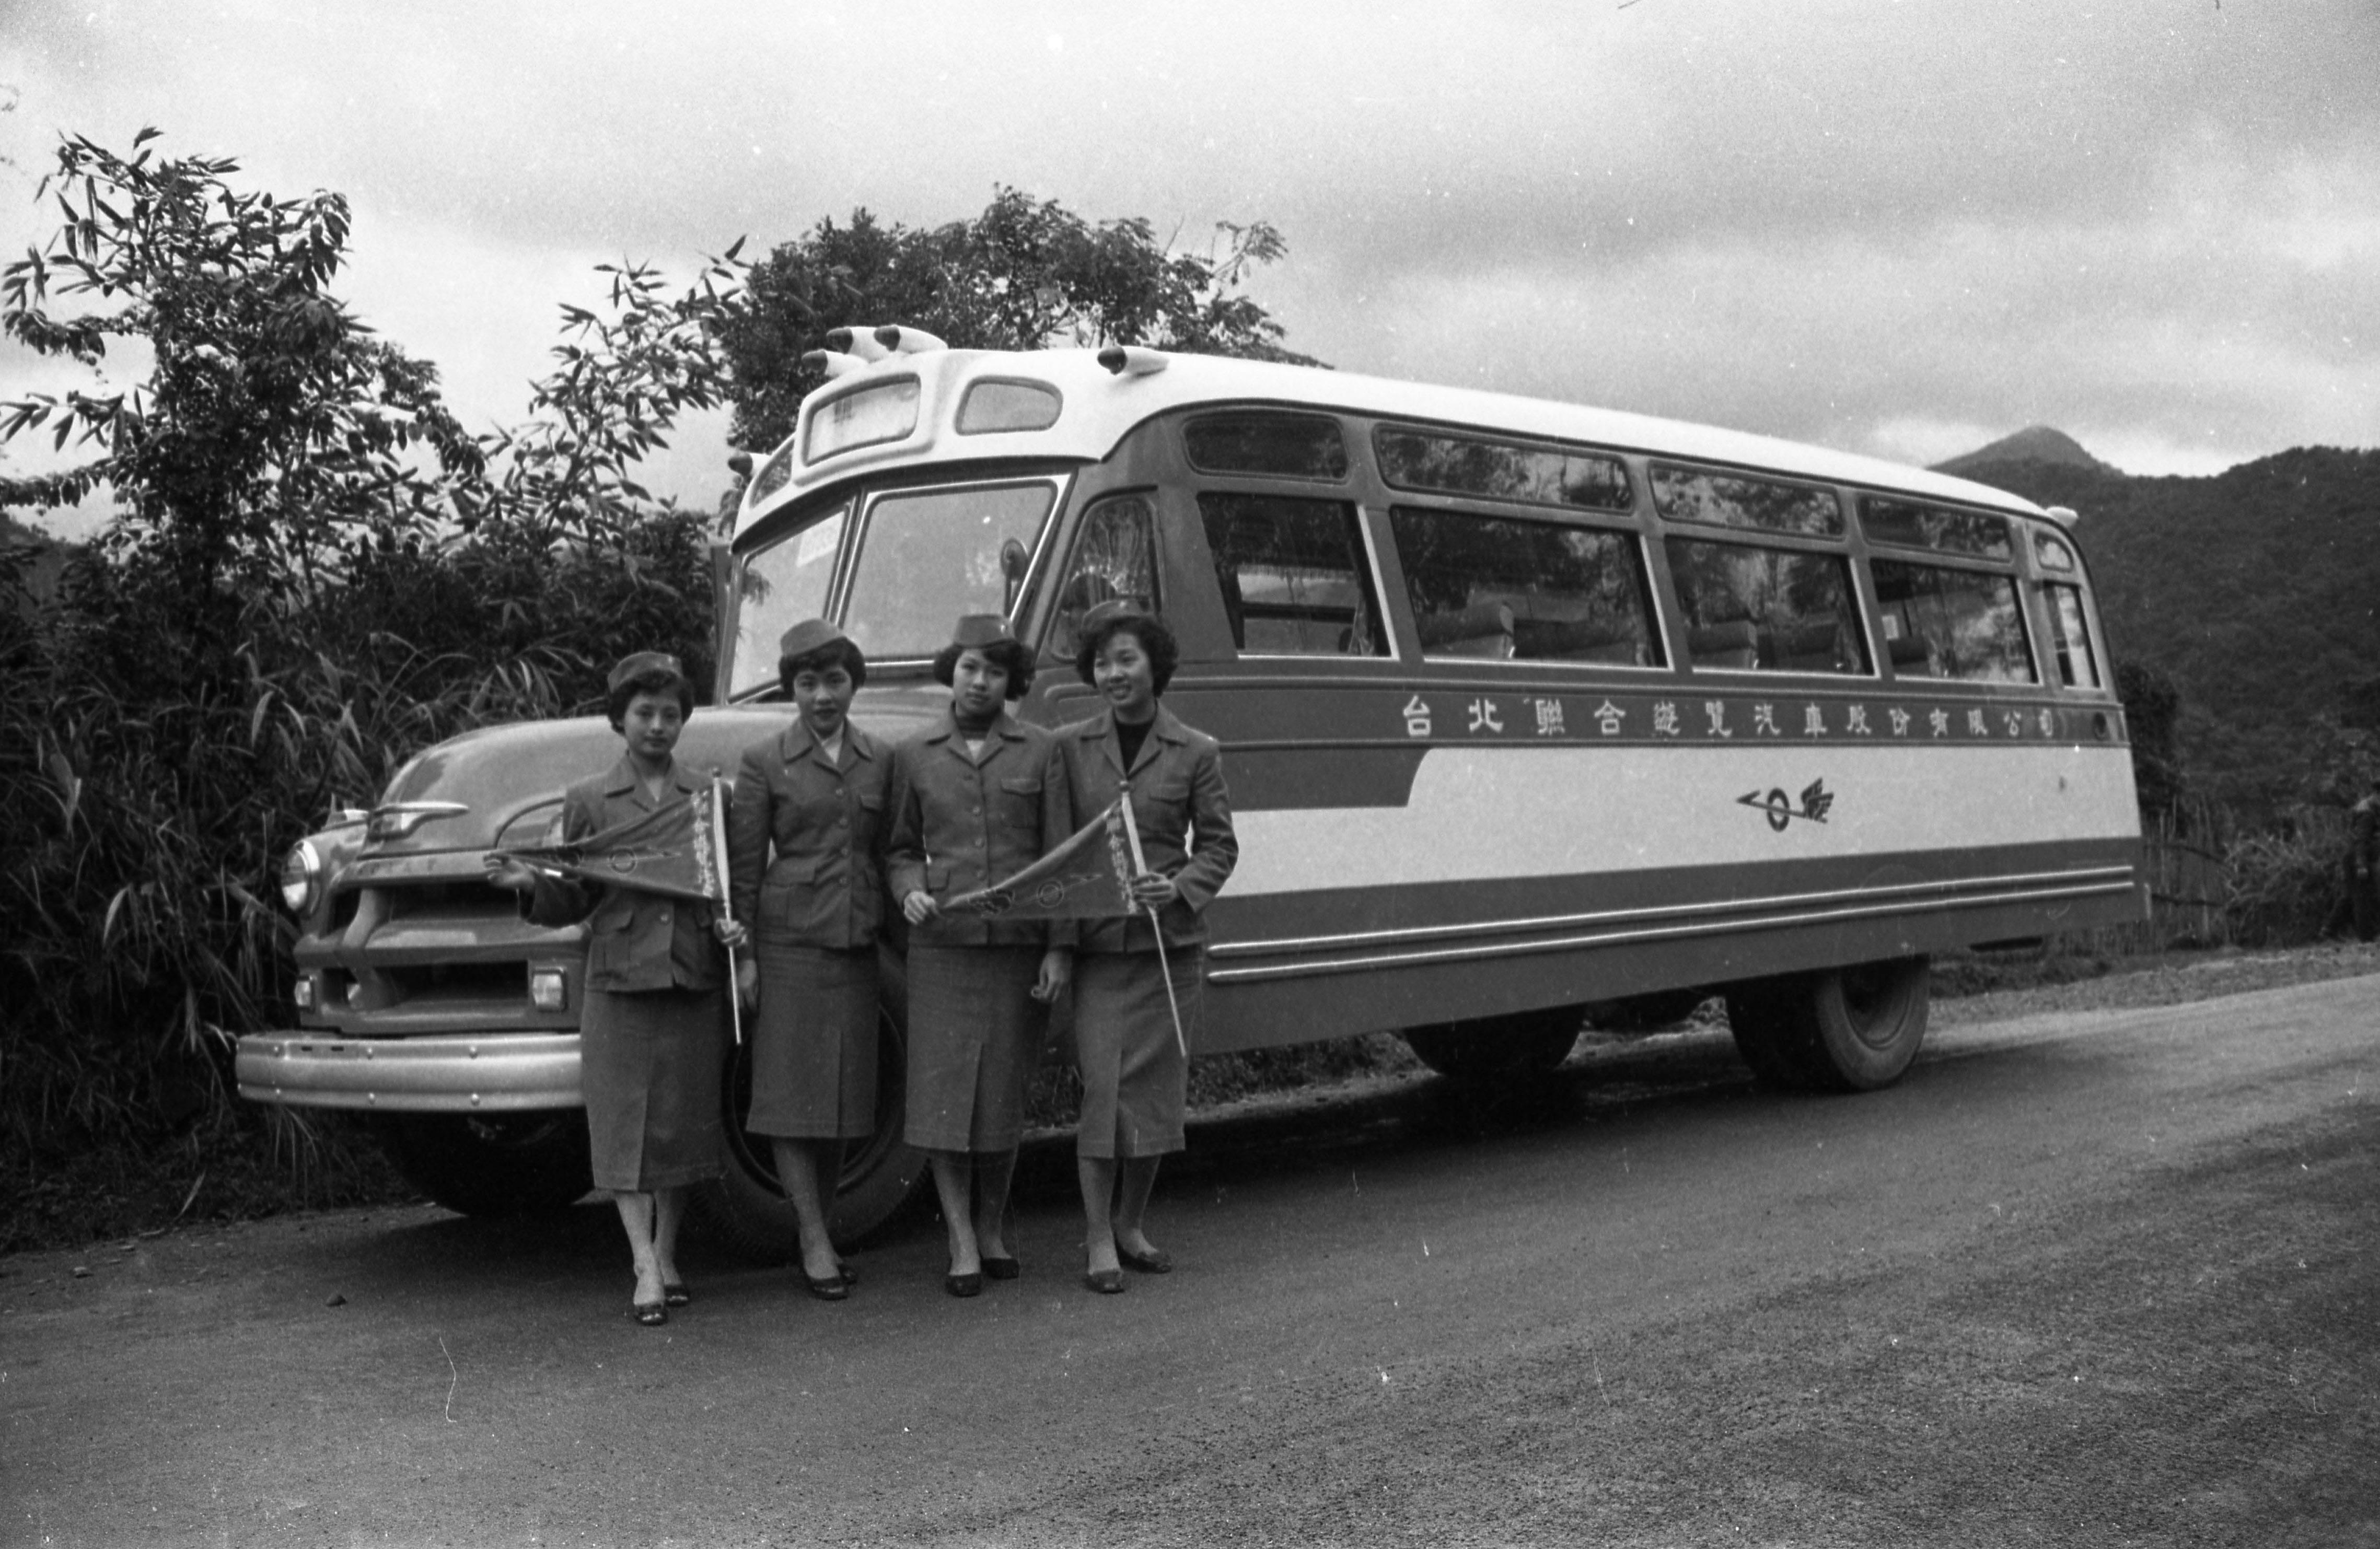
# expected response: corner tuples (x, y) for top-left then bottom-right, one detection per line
(3, 951), (2377, 1547)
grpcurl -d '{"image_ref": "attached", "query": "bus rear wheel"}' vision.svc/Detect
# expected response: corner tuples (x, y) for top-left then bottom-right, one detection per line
(692, 946), (928, 1260)
(1724, 985), (1814, 1090)
(1403, 1006), (1583, 1081)
(373, 1110), (593, 1217)
(1727, 957), (1931, 1092)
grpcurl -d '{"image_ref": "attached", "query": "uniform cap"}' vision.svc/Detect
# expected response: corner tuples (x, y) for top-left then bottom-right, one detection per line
(949, 613), (1018, 651)
(777, 618), (851, 662)
(607, 651), (687, 694)
(1077, 598), (1157, 633)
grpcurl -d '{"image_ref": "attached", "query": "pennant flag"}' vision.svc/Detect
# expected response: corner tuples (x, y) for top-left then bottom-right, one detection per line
(494, 787), (727, 903)
(944, 800), (1139, 920)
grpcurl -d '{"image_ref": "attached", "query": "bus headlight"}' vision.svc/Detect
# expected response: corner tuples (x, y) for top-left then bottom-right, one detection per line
(280, 840), (322, 915)
(529, 968), (568, 1012)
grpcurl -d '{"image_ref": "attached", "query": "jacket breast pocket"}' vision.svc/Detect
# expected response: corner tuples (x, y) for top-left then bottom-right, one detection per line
(996, 775), (1045, 828)
(1137, 772), (1192, 834)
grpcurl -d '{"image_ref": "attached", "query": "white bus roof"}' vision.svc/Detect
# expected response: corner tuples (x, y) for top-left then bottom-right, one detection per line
(736, 343), (2051, 539)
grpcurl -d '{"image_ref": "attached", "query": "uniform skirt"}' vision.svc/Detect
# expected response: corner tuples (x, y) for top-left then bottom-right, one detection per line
(1073, 947), (1203, 1160)
(904, 944), (1046, 1154)
(747, 942), (879, 1140)
(580, 985), (726, 1194)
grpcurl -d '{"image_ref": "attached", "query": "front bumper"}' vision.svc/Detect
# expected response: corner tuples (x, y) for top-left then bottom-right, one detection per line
(235, 1032), (583, 1112)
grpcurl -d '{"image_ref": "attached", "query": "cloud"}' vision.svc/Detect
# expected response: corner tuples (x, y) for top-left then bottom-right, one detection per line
(2, 0), (2374, 518)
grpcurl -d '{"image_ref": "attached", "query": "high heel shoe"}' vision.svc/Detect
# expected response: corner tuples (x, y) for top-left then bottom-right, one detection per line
(980, 1254), (1021, 1281)
(804, 1267), (850, 1301)
(632, 1300), (668, 1326)
(945, 1270), (983, 1298)
(1116, 1244), (1172, 1275)
(661, 1282), (692, 1307)
(1082, 1268), (1126, 1295)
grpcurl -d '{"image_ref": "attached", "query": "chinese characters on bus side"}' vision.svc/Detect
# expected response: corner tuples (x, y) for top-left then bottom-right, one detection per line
(1389, 691), (2087, 745)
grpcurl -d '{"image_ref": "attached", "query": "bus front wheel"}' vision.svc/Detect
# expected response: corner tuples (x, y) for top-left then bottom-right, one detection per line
(1403, 1007), (1583, 1081)
(1728, 956), (1931, 1092)
(692, 947), (929, 1260)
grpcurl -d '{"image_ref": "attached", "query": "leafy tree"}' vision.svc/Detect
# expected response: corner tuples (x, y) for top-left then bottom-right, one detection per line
(717, 187), (1318, 453)
(0, 132), (732, 1231)
(2116, 658), (2189, 828)
(465, 248), (746, 550)
(2, 131), (481, 636)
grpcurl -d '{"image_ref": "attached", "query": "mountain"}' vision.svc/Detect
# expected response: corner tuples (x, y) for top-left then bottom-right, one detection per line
(1935, 425), (2121, 479)
(1934, 435), (2380, 817)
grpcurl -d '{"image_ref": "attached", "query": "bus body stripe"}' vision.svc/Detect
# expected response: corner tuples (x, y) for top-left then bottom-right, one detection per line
(1209, 863), (2135, 959)
(1223, 742), (2137, 897)
(1206, 873), (2135, 984)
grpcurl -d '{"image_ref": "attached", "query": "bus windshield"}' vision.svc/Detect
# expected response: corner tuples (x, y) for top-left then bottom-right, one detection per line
(727, 504), (847, 699)
(841, 480), (1059, 661)
(726, 479), (1061, 697)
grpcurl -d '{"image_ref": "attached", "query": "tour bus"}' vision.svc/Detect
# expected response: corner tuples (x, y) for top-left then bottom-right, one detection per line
(238, 328), (2145, 1252)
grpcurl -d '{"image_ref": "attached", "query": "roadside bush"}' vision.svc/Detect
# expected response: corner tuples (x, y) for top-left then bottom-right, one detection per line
(0, 131), (732, 1249)
(2224, 824), (2347, 947)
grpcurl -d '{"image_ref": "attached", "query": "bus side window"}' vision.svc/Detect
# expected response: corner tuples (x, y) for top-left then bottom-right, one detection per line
(1868, 560), (2037, 684)
(1198, 493), (1385, 658)
(1046, 493), (1160, 662)
(1389, 507), (1663, 667)
(1664, 537), (1872, 675)
(2043, 582), (2101, 690)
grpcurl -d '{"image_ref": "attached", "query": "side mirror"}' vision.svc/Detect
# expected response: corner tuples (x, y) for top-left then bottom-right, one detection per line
(1000, 538), (1030, 612)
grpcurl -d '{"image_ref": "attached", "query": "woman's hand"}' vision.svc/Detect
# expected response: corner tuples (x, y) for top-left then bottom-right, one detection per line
(902, 890), (942, 926)
(482, 853), (538, 892)
(1031, 947), (1074, 1004)
(712, 917), (749, 951)
(734, 956), (760, 1011)
(1128, 871), (1179, 910)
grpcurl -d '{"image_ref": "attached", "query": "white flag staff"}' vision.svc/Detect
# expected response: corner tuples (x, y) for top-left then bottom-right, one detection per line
(1119, 791), (1188, 1060)
(710, 777), (743, 1047)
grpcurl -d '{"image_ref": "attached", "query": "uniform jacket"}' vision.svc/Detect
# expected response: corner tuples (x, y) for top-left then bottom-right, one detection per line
(525, 756), (725, 994)
(1056, 703), (1237, 953)
(727, 719), (893, 949)
(887, 710), (1075, 950)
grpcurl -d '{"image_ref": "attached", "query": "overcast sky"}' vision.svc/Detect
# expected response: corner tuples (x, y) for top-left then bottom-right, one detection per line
(4, 1), (2375, 539)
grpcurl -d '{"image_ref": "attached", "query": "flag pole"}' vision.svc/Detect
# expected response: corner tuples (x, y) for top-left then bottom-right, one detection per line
(711, 778), (743, 1047)
(1120, 792), (1188, 1060)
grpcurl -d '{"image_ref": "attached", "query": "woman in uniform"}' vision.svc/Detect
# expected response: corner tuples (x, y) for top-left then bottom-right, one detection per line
(727, 619), (892, 1299)
(888, 615), (1074, 1296)
(1055, 601), (1237, 1294)
(482, 651), (743, 1327)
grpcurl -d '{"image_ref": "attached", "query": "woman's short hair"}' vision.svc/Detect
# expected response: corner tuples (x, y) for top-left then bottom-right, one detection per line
(932, 637), (1036, 701)
(606, 666), (696, 730)
(1074, 611), (1178, 696)
(779, 637), (868, 696)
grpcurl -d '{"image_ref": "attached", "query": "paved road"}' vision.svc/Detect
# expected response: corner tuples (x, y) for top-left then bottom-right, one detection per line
(6, 974), (2377, 1547)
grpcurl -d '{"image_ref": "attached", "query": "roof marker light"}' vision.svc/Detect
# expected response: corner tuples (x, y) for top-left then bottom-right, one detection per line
(2045, 505), (2080, 526)
(1098, 345), (1169, 377)
(874, 325), (948, 355)
(802, 349), (869, 380)
(823, 325), (892, 362)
